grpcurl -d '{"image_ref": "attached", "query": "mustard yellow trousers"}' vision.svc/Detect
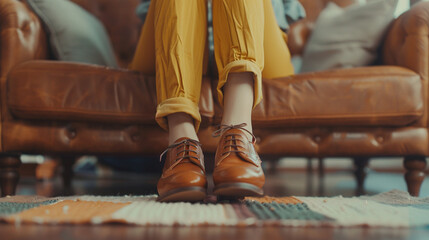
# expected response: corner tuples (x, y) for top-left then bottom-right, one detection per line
(129, 0), (294, 131)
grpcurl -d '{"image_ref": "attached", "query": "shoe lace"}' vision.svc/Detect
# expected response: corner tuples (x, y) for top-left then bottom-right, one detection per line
(212, 123), (256, 158)
(159, 138), (202, 169)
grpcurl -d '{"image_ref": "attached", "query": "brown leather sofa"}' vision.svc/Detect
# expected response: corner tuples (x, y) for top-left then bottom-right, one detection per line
(0, 0), (427, 197)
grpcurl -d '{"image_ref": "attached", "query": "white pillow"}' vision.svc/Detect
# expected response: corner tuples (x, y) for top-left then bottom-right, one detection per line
(300, 0), (398, 73)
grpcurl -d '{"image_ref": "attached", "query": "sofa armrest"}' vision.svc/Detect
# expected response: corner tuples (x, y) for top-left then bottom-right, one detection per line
(383, 2), (429, 80)
(0, 0), (48, 78)
(383, 2), (429, 127)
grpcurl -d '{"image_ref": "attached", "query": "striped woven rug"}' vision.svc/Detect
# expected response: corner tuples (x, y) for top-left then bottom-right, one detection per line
(1, 190), (428, 227)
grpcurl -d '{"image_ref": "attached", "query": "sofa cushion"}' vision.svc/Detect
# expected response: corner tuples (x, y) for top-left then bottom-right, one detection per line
(250, 66), (423, 127)
(7, 61), (213, 126)
(8, 62), (422, 128)
(27, 0), (119, 68)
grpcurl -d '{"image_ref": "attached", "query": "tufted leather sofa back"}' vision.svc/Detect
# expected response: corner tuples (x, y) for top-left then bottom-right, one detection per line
(0, 0), (48, 78)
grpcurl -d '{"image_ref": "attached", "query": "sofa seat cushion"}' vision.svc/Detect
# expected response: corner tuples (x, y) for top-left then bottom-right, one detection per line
(250, 66), (424, 127)
(7, 61), (214, 125)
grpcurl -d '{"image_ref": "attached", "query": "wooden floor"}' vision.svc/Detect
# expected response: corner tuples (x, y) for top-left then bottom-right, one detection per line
(1, 160), (429, 240)
(2, 224), (429, 240)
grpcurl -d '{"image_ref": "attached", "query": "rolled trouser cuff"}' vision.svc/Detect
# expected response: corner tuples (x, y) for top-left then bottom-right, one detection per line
(217, 59), (263, 109)
(155, 97), (201, 131)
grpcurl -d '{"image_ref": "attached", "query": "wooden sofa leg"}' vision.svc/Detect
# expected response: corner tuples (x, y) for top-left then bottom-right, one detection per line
(61, 156), (77, 188)
(404, 156), (427, 197)
(353, 157), (369, 196)
(0, 155), (21, 197)
(318, 158), (325, 196)
(306, 158), (314, 196)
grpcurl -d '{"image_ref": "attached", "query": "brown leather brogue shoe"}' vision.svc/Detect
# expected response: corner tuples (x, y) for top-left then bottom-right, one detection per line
(212, 124), (265, 197)
(157, 138), (207, 202)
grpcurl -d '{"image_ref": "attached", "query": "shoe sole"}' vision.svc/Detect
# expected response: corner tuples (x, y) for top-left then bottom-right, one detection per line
(213, 182), (263, 198)
(157, 186), (206, 202)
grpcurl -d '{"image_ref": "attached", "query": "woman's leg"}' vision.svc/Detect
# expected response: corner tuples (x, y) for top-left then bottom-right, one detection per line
(212, 0), (265, 197)
(213, 0), (294, 135)
(128, 0), (156, 75)
(154, 0), (207, 145)
(130, 0), (208, 202)
(211, 0), (294, 197)
(261, 0), (295, 79)
(213, 0), (264, 127)
(130, 0), (207, 145)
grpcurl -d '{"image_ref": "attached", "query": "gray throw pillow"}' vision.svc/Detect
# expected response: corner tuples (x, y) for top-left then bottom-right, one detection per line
(27, 0), (119, 68)
(300, 0), (398, 73)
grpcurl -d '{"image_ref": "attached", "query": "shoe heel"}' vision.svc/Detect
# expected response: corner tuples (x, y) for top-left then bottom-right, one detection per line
(157, 186), (207, 202)
(213, 182), (263, 197)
